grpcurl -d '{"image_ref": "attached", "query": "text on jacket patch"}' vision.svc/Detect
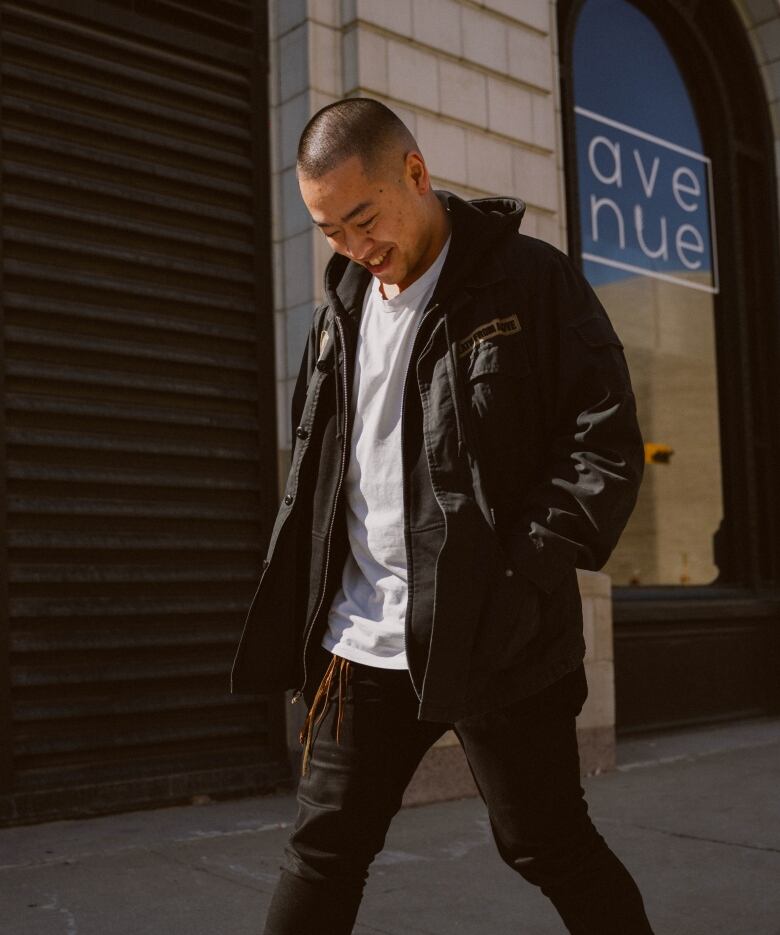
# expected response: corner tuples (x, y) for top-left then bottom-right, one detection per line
(458, 314), (522, 358)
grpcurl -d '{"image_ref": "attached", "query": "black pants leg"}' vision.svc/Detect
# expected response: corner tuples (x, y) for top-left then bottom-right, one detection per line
(263, 647), (447, 935)
(263, 650), (654, 935)
(456, 666), (654, 934)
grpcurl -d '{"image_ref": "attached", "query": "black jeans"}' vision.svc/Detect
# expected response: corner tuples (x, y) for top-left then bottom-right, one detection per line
(264, 646), (654, 935)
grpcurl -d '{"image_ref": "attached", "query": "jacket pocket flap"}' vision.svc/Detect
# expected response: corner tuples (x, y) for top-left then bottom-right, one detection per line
(467, 340), (532, 379)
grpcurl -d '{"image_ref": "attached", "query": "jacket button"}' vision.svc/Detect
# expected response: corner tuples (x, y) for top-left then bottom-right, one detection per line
(316, 359), (330, 372)
(504, 568), (514, 577)
(284, 494), (294, 505)
(295, 426), (309, 439)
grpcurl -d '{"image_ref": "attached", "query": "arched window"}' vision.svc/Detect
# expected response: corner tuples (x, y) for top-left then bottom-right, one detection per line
(573, 0), (721, 587)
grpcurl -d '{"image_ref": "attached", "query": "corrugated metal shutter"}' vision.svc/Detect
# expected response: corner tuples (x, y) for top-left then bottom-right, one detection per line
(0, 0), (285, 825)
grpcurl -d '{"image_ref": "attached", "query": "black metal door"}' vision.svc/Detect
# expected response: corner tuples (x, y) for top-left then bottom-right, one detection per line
(0, 0), (285, 826)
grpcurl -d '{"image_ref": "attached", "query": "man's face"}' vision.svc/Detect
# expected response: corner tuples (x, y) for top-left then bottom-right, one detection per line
(299, 152), (440, 295)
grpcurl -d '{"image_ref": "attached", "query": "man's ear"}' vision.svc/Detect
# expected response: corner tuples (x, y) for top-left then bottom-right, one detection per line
(406, 151), (429, 193)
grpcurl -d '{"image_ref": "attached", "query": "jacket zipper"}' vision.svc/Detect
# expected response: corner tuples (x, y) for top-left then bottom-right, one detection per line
(291, 314), (350, 705)
(400, 302), (440, 701)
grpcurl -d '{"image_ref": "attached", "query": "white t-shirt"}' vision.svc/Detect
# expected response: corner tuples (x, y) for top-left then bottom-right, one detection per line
(322, 236), (451, 668)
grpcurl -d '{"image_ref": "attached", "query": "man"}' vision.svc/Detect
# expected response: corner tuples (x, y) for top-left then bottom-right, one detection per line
(229, 98), (654, 934)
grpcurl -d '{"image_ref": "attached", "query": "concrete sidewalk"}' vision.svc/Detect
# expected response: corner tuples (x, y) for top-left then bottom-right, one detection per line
(1, 717), (779, 935)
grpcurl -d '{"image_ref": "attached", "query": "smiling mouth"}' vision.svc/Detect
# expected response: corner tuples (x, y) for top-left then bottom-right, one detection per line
(367, 248), (390, 267)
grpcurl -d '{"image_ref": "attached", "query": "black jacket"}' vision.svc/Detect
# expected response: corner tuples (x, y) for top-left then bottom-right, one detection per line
(229, 190), (644, 723)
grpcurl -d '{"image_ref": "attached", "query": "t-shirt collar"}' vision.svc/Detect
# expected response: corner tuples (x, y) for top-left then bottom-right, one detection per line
(374, 233), (452, 309)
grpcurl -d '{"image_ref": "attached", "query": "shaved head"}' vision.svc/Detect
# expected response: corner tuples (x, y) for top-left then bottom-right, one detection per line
(296, 98), (419, 182)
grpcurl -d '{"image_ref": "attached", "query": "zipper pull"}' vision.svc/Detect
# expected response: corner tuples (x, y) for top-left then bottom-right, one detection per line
(291, 690), (302, 704)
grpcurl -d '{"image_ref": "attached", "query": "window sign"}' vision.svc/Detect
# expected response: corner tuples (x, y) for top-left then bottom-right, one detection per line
(575, 106), (718, 294)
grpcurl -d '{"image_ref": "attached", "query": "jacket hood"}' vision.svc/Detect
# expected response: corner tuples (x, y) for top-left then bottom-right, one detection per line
(322, 190), (527, 320)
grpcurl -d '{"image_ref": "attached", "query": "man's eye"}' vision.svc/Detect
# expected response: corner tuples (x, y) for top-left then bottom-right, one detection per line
(359, 216), (377, 230)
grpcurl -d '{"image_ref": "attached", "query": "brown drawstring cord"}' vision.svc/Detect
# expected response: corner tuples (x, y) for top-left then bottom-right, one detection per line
(298, 654), (352, 776)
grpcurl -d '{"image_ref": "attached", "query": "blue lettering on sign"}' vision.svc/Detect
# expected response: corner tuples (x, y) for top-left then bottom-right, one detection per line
(575, 107), (719, 294)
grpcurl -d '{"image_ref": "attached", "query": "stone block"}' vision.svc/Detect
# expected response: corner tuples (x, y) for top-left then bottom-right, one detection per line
(285, 302), (315, 377)
(412, 0), (462, 56)
(272, 240), (284, 303)
(766, 58), (780, 101)
(279, 23), (309, 104)
(402, 741), (477, 806)
(484, 0), (549, 34)
(416, 113), (468, 184)
(281, 166), (310, 239)
(532, 89), (557, 150)
(353, 0), (413, 35)
(461, 5), (509, 73)
(439, 59), (487, 126)
(388, 39), (440, 112)
(755, 16), (780, 62)
(580, 570), (613, 665)
(578, 659), (615, 730)
(511, 146), (559, 212)
(274, 309), (287, 382)
(309, 22), (341, 96)
(742, 0), (780, 26)
(310, 89), (340, 114)
(534, 211), (563, 249)
(279, 91), (309, 170)
(273, 0), (307, 38)
(275, 376), (292, 450)
(519, 209), (537, 236)
(385, 101), (418, 137)
(435, 729), (460, 748)
(466, 129), (514, 192)
(313, 230), (335, 301)
(506, 22), (553, 90)
(344, 24), (388, 95)
(487, 76), (534, 141)
(309, 0), (342, 27)
(576, 724), (616, 775)
(283, 230), (315, 309)
(772, 100), (780, 142)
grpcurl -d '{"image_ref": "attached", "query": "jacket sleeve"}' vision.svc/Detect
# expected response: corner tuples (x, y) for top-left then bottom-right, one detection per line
(506, 250), (645, 594)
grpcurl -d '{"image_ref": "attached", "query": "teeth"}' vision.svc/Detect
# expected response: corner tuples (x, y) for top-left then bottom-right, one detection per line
(368, 251), (388, 267)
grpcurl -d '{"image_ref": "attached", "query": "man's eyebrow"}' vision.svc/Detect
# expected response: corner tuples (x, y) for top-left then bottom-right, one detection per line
(312, 200), (375, 228)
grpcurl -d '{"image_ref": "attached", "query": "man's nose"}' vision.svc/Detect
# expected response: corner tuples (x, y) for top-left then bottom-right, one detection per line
(345, 231), (373, 261)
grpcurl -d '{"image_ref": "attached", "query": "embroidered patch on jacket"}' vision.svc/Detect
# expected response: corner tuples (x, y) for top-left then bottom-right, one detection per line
(458, 314), (522, 358)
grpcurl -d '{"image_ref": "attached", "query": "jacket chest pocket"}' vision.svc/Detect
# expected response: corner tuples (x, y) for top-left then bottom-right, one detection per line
(465, 337), (533, 420)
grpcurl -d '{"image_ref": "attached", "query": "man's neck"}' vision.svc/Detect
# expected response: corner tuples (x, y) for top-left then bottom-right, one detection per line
(379, 202), (451, 301)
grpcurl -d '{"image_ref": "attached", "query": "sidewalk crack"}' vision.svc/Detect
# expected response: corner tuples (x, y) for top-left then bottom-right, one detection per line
(597, 818), (780, 854)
